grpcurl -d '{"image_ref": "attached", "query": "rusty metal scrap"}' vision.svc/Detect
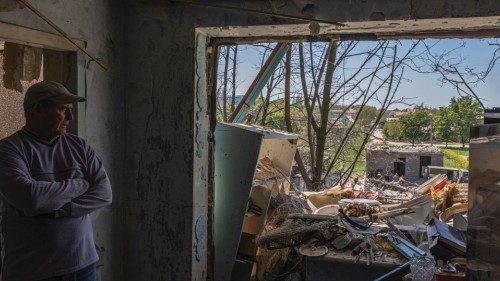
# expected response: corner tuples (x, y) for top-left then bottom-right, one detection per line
(343, 202), (380, 217)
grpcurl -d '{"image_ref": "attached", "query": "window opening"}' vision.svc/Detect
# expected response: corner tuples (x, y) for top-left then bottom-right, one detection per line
(0, 40), (80, 138)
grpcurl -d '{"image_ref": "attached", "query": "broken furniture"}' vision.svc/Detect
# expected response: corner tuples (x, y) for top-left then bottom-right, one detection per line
(427, 218), (466, 261)
(255, 209), (421, 281)
(214, 123), (297, 281)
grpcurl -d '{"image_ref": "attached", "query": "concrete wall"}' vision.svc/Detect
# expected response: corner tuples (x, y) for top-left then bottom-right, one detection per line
(201, 0), (500, 22)
(0, 1), (125, 280)
(366, 149), (443, 180)
(121, 3), (285, 280)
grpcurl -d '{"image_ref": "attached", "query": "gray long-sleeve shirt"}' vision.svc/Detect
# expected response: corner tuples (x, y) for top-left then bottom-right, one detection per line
(0, 128), (112, 281)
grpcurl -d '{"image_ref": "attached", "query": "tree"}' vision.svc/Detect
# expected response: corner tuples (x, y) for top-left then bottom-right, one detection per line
(412, 39), (499, 109)
(433, 107), (457, 147)
(449, 96), (482, 147)
(355, 105), (379, 127)
(216, 39), (497, 191)
(383, 120), (403, 141)
(216, 45), (239, 121)
(280, 40), (416, 190)
(399, 109), (432, 145)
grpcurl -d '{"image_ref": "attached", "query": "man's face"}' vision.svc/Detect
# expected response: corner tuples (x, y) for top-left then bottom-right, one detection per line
(40, 103), (74, 137)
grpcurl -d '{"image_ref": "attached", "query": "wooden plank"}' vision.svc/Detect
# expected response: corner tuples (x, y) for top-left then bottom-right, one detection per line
(0, 21), (84, 51)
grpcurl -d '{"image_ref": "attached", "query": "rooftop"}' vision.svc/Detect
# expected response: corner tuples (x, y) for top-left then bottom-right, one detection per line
(367, 144), (443, 154)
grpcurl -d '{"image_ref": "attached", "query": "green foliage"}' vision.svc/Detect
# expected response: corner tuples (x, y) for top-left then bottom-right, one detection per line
(355, 105), (379, 127)
(445, 147), (469, 157)
(264, 109), (286, 130)
(449, 96), (482, 146)
(262, 98), (304, 132)
(383, 120), (403, 141)
(399, 109), (432, 145)
(443, 149), (469, 169)
(323, 131), (366, 173)
(433, 107), (457, 146)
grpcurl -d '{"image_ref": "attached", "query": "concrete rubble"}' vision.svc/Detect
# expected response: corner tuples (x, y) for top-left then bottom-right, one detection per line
(252, 170), (469, 280)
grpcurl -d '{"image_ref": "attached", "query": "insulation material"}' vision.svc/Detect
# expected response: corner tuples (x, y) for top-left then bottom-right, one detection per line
(22, 46), (42, 81)
(43, 48), (66, 83)
(3, 42), (24, 92)
(0, 52), (25, 138)
(2, 42), (42, 92)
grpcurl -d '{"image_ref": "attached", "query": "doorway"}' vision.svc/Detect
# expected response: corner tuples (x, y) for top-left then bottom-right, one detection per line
(420, 156), (432, 178)
(394, 158), (406, 176)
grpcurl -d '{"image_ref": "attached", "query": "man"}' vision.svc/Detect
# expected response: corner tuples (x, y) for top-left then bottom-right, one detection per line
(0, 81), (112, 281)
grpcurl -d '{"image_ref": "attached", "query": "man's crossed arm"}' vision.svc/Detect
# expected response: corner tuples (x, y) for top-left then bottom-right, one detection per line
(0, 142), (112, 217)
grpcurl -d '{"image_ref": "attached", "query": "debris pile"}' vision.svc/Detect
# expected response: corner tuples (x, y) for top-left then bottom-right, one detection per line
(253, 171), (468, 281)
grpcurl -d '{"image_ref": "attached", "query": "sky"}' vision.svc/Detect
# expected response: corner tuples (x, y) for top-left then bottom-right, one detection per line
(222, 39), (499, 110)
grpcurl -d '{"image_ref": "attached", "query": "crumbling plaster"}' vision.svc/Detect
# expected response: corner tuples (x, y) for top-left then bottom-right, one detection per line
(0, 0), (499, 281)
(178, 0), (500, 23)
(122, 4), (287, 280)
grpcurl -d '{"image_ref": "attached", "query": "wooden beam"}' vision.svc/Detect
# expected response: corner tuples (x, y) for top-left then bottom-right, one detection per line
(0, 21), (84, 51)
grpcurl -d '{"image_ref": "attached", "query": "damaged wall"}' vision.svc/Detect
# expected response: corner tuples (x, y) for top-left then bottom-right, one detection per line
(121, 1), (495, 279)
(121, 3), (287, 280)
(182, 0), (500, 23)
(366, 146), (444, 180)
(0, 1), (125, 280)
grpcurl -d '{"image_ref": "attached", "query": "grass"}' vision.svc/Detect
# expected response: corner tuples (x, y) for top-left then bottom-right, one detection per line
(443, 147), (469, 157)
(442, 148), (469, 169)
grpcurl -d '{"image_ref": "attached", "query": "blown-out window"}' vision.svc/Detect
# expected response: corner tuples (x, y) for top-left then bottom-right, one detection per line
(0, 40), (82, 138)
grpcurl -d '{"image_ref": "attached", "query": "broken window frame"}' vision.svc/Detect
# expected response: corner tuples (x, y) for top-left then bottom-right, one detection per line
(195, 18), (500, 280)
(0, 22), (86, 138)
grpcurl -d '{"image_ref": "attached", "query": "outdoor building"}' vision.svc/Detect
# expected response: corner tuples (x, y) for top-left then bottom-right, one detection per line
(366, 145), (444, 181)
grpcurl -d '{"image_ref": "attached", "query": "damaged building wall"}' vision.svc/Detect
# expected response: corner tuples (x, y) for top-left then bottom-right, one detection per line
(185, 0), (500, 23)
(0, 42), (43, 138)
(121, 1), (497, 279)
(121, 3), (290, 280)
(0, 1), (125, 280)
(366, 146), (444, 181)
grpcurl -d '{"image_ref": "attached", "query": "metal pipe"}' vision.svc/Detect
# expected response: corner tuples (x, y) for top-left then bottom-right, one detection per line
(228, 42), (289, 123)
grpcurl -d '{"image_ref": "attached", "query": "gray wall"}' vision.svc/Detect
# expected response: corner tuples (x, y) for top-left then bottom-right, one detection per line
(121, 3), (284, 280)
(366, 149), (443, 180)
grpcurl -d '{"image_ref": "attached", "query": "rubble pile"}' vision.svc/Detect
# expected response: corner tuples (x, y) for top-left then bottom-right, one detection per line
(254, 172), (469, 281)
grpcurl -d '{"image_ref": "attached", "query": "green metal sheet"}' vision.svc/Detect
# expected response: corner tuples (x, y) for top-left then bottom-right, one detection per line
(214, 123), (263, 281)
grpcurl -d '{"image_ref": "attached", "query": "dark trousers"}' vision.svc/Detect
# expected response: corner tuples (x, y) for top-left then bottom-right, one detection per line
(39, 264), (96, 281)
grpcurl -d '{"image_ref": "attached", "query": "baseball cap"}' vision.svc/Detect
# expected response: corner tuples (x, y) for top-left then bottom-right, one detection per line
(23, 81), (85, 110)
